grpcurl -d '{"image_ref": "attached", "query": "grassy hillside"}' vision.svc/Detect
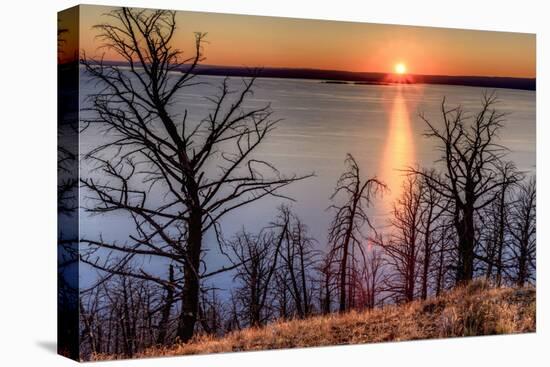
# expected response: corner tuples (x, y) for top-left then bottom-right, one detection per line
(93, 280), (535, 360)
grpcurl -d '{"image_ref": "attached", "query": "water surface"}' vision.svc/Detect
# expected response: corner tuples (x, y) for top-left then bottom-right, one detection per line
(79, 75), (536, 290)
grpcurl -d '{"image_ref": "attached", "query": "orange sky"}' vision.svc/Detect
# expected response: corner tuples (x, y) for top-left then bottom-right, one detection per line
(57, 6), (79, 64)
(61, 5), (535, 78)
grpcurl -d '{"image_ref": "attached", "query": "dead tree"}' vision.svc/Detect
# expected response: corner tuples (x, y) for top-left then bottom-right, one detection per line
(275, 206), (318, 318)
(79, 292), (101, 356)
(433, 216), (455, 296)
(409, 92), (515, 283)
(327, 154), (385, 312)
(361, 247), (385, 309)
(227, 228), (284, 327)
(477, 162), (520, 285)
(378, 175), (424, 303)
(508, 177), (536, 286)
(418, 171), (446, 299)
(80, 7), (310, 343)
(318, 254), (334, 314)
(79, 270), (165, 359)
(274, 270), (293, 319)
(197, 287), (226, 336)
(156, 265), (175, 345)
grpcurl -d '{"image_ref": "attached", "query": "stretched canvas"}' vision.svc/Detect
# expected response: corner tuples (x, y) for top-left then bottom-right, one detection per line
(58, 4), (536, 361)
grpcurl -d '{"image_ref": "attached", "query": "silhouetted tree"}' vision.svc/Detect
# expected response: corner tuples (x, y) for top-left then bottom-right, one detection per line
(433, 216), (455, 296)
(318, 254), (334, 314)
(80, 7), (310, 343)
(227, 228), (284, 327)
(80, 270), (165, 359)
(274, 269), (293, 319)
(409, 92), (515, 283)
(360, 247), (385, 309)
(156, 264), (175, 345)
(418, 170), (447, 299)
(378, 175), (424, 302)
(508, 177), (536, 286)
(276, 206), (318, 318)
(198, 287), (226, 336)
(327, 154), (385, 312)
(477, 162), (520, 285)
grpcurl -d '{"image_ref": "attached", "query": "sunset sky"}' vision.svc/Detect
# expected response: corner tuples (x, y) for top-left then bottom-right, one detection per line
(61, 5), (536, 78)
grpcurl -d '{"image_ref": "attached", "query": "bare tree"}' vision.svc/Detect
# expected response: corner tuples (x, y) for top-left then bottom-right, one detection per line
(433, 216), (455, 296)
(409, 92), (515, 283)
(80, 271), (165, 359)
(227, 228), (283, 327)
(508, 177), (536, 286)
(360, 247), (385, 309)
(274, 269), (293, 319)
(276, 206), (318, 318)
(318, 254), (334, 314)
(80, 7), (311, 343)
(477, 162), (520, 285)
(197, 287), (226, 336)
(156, 264), (175, 345)
(80, 291), (101, 356)
(327, 154), (385, 312)
(378, 175), (424, 303)
(418, 171), (447, 299)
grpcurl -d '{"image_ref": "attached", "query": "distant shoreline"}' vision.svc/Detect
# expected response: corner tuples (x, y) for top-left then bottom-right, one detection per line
(192, 65), (536, 91)
(80, 61), (537, 91)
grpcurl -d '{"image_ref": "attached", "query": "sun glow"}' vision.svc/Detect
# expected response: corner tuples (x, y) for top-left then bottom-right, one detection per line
(395, 63), (407, 75)
(380, 90), (415, 214)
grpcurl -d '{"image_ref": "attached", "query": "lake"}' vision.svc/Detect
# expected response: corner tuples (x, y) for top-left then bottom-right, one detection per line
(79, 74), (536, 291)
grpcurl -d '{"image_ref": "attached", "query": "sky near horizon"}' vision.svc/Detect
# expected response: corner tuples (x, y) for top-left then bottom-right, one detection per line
(61, 5), (536, 78)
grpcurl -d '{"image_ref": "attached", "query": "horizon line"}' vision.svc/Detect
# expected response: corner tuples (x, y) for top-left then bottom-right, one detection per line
(77, 59), (536, 80)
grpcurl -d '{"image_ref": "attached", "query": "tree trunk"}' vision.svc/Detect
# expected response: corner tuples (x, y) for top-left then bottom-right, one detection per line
(421, 214), (433, 300)
(436, 245), (445, 297)
(298, 238), (310, 316)
(287, 244), (304, 317)
(121, 280), (134, 357)
(406, 242), (416, 302)
(322, 270), (331, 314)
(421, 251), (430, 300)
(516, 224), (530, 287)
(177, 207), (202, 342)
(250, 280), (261, 327)
(157, 265), (174, 345)
(456, 203), (475, 283)
(339, 196), (359, 312)
(495, 189), (506, 286)
(339, 232), (350, 312)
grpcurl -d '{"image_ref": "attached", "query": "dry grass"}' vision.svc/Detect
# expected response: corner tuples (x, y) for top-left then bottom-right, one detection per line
(93, 280), (535, 361)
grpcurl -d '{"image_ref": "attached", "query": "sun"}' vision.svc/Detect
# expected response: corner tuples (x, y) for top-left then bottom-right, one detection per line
(395, 63), (407, 75)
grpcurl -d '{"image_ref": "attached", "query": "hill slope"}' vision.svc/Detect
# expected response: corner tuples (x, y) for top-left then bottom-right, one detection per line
(95, 281), (535, 360)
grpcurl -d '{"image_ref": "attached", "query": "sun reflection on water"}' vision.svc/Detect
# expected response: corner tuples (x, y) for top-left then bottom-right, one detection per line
(379, 87), (416, 215)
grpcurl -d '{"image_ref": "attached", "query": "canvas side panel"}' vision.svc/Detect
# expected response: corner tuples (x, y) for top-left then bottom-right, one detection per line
(57, 5), (80, 361)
